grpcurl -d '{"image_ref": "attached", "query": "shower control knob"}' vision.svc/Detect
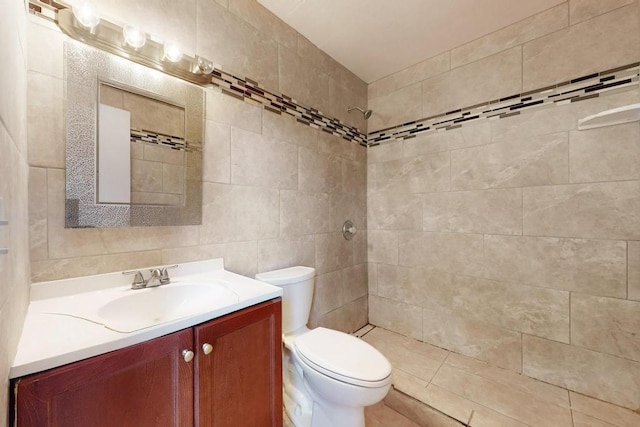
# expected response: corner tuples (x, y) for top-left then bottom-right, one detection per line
(342, 220), (356, 240)
(182, 349), (194, 362)
(202, 343), (213, 355)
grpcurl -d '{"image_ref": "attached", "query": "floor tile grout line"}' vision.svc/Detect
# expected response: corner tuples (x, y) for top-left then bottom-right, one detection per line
(569, 391), (634, 427)
(387, 386), (466, 426)
(447, 359), (572, 410)
(434, 365), (571, 425)
(368, 328), (458, 375)
(427, 350), (451, 388)
(568, 392), (575, 427)
(428, 381), (536, 427)
(443, 361), (574, 413)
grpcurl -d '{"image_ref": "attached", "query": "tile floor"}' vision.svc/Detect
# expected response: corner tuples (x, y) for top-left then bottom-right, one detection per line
(284, 398), (419, 426)
(364, 401), (422, 426)
(356, 325), (640, 427)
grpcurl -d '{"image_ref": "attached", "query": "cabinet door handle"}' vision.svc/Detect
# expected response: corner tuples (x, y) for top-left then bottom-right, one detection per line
(182, 349), (194, 362)
(202, 343), (213, 355)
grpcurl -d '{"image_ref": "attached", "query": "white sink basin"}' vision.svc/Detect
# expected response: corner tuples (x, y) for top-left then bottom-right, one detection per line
(97, 282), (239, 332)
(42, 281), (239, 333)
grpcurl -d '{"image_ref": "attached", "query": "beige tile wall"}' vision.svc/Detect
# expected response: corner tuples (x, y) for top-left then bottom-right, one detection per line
(0, 0), (30, 424)
(368, 1), (640, 133)
(18, 0), (640, 416)
(367, 0), (640, 411)
(27, 1), (368, 334)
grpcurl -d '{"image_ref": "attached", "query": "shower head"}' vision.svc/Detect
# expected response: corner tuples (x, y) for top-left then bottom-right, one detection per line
(347, 106), (372, 120)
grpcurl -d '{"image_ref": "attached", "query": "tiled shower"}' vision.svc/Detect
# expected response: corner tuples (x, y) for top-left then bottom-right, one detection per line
(367, 1), (640, 411)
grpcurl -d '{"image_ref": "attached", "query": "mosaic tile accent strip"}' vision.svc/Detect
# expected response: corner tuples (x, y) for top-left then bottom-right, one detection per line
(210, 69), (368, 146)
(32, 2), (638, 151)
(130, 129), (191, 151)
(368, 62), (640, 146)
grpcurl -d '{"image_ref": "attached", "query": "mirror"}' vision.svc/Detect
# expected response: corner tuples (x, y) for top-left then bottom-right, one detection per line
(64, 40), (204, 228)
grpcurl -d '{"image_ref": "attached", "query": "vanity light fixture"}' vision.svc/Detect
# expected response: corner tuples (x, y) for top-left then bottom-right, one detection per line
(71, 0), (99, 29)
(163, 42), (183, 63)
(123, 25), (147, 49)
(49, 5), (215, 86)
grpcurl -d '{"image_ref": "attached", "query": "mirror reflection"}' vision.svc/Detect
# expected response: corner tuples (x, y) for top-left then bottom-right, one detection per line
(97, 82), (187, 207)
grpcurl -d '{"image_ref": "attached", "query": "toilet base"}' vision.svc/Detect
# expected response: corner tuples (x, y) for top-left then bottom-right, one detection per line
(284, 373), (367, 427)
(310, 399), (365, 427)
(283, 349), (313, 427)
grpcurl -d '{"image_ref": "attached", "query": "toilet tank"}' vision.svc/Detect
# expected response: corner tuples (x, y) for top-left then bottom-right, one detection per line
(255, 266), (315, 334)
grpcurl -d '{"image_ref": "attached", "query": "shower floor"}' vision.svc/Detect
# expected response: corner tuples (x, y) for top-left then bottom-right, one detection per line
(355, 325), (640, 427)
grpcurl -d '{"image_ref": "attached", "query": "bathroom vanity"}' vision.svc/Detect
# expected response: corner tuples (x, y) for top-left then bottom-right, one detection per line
(9, 259), (283, 427)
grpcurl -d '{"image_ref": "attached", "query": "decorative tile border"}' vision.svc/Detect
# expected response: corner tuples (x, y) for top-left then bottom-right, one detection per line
(210, 69), (369, 146)
(30, 3), (639, 150)
(368, 62), (640, 146)
(130, 129), (190, 151)
(210, 61), (638, 149)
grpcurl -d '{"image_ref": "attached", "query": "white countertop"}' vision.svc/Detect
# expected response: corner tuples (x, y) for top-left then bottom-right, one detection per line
(10, 259), (282, 379)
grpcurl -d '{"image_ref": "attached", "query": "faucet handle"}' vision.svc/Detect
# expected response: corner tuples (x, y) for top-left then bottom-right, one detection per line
(149, 268), (163, 277)
(123, 270), (146, 289)
(145, 268), (163, 288)
(160, 264), (178, 285)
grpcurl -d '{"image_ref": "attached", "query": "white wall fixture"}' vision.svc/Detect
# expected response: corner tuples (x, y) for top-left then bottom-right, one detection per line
(578, 103), (640, 130)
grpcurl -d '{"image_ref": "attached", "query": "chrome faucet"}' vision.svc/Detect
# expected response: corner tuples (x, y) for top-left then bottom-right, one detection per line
(146, 268), (163, 287)
(123, 265), (179, 289)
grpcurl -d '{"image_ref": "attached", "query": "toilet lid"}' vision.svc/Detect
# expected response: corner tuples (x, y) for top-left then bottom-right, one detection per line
(294, 328), (392, 386)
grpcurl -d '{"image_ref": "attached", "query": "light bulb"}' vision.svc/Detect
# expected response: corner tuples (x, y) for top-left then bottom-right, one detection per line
(163, 43), (183, 63)
(123, 25), (146, 49)
(72, 0), (100, 29)
(196, 56), (214, 74)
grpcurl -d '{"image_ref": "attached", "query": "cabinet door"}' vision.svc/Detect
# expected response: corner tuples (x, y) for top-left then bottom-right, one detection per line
(13, 329), (194, 427)
(195, 299), (282, 427)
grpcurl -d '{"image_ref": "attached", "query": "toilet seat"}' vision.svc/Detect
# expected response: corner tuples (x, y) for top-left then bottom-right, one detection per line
(294, 328), (392, 388)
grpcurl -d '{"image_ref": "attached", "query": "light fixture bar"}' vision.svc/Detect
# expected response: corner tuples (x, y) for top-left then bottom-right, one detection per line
(28, 0), (59, 22)
(56, 8), (212, 86)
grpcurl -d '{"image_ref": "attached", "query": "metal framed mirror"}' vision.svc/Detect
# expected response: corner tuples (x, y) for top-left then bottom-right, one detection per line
(64, 40), (204, 228)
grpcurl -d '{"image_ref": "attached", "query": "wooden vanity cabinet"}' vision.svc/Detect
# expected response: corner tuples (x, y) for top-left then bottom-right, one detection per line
(12, 328), (194, 427)
(195, 298), (283, 427)
(12, 299), (282, 427)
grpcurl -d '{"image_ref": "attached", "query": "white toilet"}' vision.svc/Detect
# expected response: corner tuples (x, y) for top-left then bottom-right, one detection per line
(255, 266), (392, 427)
